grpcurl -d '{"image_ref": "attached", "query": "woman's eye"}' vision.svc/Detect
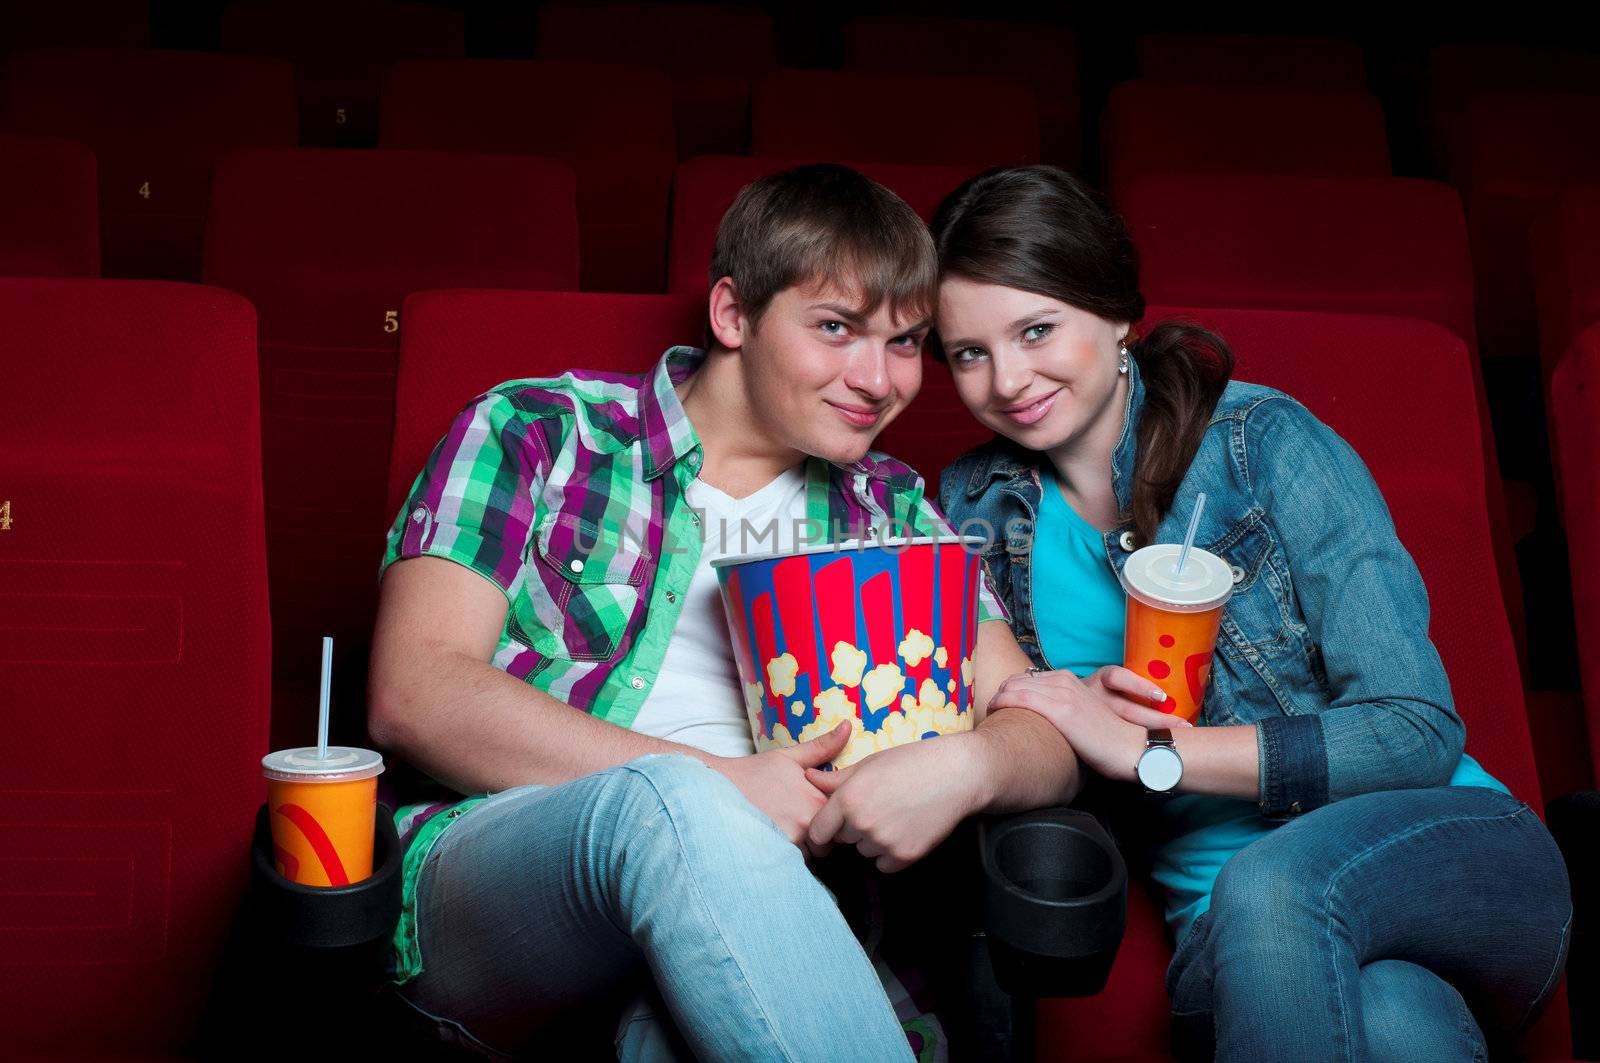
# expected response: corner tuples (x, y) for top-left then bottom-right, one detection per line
(1022, 323), (1055, 342)
(951, 347), (986, 364)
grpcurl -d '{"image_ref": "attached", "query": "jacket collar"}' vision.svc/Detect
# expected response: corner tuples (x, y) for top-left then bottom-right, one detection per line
(964, 354), (1145, 507)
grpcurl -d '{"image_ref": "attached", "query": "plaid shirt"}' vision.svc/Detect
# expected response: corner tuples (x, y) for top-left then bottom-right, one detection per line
(381, 346), (1005, 993)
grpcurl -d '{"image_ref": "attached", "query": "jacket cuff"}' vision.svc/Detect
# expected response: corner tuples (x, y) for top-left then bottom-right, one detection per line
(1256, 714), (1329, 817)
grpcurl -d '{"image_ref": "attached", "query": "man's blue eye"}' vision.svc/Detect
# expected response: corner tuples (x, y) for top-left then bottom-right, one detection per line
(820, 321), (845, 335)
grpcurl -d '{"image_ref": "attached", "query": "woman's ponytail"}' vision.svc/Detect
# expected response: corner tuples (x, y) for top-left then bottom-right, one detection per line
(1126, 323), (1234, 548)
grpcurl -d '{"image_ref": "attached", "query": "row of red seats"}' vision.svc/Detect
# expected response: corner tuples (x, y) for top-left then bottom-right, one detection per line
(6, 43), (1600, 303)
(1, 277), (1574, 1059)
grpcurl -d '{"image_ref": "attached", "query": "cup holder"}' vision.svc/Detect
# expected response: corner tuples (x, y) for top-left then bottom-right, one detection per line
(980, 807), (1128, 998)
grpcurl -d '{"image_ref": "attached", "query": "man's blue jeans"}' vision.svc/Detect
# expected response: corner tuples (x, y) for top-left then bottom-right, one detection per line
(393, 754), (914, 1061)
(1165, 786), (1572, 1062)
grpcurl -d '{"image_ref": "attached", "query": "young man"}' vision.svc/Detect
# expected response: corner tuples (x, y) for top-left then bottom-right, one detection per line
(368, 164), (1081, 1060)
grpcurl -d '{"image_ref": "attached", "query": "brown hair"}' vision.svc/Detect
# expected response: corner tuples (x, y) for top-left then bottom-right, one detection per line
(929, 165), (1234, 549)
(709, 163), (938, 329)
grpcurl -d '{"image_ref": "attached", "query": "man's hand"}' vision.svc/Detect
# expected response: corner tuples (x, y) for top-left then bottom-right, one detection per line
(710, 721), (852, 847)
(804, 733), (992, 872)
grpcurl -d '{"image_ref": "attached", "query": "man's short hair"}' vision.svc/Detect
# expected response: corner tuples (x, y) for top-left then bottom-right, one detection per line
(709, 164), (938, 329)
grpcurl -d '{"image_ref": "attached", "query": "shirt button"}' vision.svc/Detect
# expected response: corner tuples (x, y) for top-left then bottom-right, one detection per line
(1289, 801), (1303, 814)
(630, 676), (646, 690)
(1231, 565), (1246, 584)
(1119, 530), (1136, 551)
(411, 506), (427, 523)
(569, 558), (584, 574)
(665, 591), (677, 603)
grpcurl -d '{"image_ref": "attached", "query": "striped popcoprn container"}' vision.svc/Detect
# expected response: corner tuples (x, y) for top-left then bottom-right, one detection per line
(713, 536), (985, 770)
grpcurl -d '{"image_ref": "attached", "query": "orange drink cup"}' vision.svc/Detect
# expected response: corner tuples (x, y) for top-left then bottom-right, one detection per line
(1120, 543), (1234, 723)
(262, 746), (384, 887)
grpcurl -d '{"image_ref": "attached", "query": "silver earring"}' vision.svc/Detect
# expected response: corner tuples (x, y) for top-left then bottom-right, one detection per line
(1117, 343), (1131, 375)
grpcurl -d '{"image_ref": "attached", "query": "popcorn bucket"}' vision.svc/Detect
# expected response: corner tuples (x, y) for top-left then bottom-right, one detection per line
(712, 536), (986, 769)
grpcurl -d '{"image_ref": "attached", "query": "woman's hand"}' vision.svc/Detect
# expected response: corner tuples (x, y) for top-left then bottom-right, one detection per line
(987, 667), (1188, 782)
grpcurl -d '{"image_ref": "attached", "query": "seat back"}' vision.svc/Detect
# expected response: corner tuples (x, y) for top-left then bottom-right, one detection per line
(379, 59), (675, 292)
(204, 147), (578, 747)
(388, 289), (704, 520)
(752, 69), (1039, 167)
(221, 0), (466, 148)
(842, 16), (1079, 165)
(0, 48), (297, 279)
(1102, 81), (1390, 201)
(0, 133), (99, 277)
(535, 2), (775, 159)
(0, 279), (270, 1054)
(1460, 91), (1600, 355)
(667, 155), (978, 295)
(1133, 32), (1367, 88)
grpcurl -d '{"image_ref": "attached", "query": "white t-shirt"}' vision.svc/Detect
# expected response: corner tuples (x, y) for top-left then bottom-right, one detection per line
(628, 464), (810, 756)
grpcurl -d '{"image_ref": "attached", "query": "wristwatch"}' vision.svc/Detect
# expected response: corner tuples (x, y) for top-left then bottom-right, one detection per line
(1137, 728), (1184, 794)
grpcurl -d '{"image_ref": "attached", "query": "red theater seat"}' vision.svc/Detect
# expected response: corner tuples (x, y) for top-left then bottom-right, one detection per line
(667, 155), (979, 296)
(1116, 173), (1530, 666)
(843, 16), (1080, 166)
(1428, 44), (1600, 189)
(1552, 322), (1600, 783)
(204, 148), (578, 748)
(1534, 186), (1600, 387)
(1457, 92), (1600, 358)
(1134, 32), (1367, 88)
(1038, 307), (1568, 1061)
(388, 289), (703, 519)
(535, 2), (775, 160)
(0, 134), (99, 277)
(752, 69), (1040, 168)
(222, 0), (465, 149)
(0, 279), (270, 1056)
(1101, 82), (1390, 201)
(0, 48), (297, 280)
(379, 59), (675, 293)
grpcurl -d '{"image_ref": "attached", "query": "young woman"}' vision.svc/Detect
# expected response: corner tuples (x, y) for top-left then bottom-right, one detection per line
(930, 166), (1572, 1061)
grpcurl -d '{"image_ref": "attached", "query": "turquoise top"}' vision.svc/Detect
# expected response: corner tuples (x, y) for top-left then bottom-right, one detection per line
(1033, 470), (1512, 945)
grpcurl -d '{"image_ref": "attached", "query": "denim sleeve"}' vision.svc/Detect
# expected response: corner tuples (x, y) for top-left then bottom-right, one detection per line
(1245, 397), (1465, 815)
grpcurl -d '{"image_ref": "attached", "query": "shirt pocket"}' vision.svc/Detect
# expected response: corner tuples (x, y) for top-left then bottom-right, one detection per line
(529, 511), (652, 662)
(1210, 511), (1305, 661)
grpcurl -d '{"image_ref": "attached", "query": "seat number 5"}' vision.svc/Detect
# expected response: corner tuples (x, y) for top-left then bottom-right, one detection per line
(1, 500), (12, 531)
(383, 310), (399, 334)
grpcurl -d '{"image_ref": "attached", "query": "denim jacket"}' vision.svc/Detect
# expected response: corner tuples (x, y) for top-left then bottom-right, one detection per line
(937, 357), (1467, 819)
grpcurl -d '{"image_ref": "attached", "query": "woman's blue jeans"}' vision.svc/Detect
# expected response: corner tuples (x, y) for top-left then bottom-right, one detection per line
(393, 754), (914, 1061)
(1165, 786), (1573, 1062)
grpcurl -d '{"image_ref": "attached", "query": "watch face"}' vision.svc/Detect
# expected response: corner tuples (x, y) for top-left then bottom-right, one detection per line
(1138, 745), (1183, 791)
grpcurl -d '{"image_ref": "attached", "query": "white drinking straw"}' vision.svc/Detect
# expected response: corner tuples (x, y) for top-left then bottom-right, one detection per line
(1174, 493), (1207, 578)
(316, 636), (333, 760)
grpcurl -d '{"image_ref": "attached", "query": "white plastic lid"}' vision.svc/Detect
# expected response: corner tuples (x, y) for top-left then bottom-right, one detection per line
(1120, 543), (1234, 612)
(261, 746), (385, 782)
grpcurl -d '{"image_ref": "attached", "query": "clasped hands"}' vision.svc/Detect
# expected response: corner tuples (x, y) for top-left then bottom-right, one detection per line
(715, 665), (1186, 873)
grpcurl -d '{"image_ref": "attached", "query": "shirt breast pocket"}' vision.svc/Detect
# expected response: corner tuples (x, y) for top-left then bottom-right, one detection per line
(530, 512), (652, 663)
(1211, 512), (1304, 661)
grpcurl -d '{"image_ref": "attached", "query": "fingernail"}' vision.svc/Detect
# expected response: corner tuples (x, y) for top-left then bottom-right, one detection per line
(1152, 688), (1168, 702)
